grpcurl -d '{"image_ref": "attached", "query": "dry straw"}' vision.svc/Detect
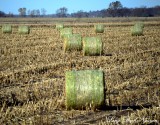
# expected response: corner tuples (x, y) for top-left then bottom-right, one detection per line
(56, 23), (64, 30)
(65, 70), (104, 110)
(18, 26), (30, 34)
(64, 34), (82, 52)
(83, 37), (103, 56)
(60, 28), (72, 38)
(2, 25), (12, 33)
(94, 24), (104, 33)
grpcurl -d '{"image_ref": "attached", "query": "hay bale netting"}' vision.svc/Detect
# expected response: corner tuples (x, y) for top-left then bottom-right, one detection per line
(60, 28), (72, 38)
(134, 22), (144, 29)
(56, 23), (64, 30)
(94, 24), (104, 33)
(18, 26), (30, 34)
(83, 37), (102, 56)
(131, 25), (143, 36)
(65, 70), (104, 110)
(2, 25), (12, 33)
(64, 34), (82, 52)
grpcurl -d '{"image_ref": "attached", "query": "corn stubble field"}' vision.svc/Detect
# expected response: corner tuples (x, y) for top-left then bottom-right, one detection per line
(0, 18), (160, 125)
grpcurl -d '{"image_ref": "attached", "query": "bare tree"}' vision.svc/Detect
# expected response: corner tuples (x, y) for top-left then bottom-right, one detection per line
(28, 9), (40, 17)
(107, 1), (123, 17)
(108, 1), (123, 10)
(0, 11), (5, 17)
(56, 7), (68, 17)
(27, 10), (31, 16)
(18, 8), (26, 17)
(18, 8), (23, 16)
(8, 12), (14, 17)
(36, 9), (40, 17)
(41, 8), (46, 17)
(30, 10), (36, 17)
(71, 10), (89, 18)
(76, 10), (84, 18)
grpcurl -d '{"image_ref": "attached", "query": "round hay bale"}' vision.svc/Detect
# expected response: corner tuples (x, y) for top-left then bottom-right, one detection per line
(65, 70), (104, 110)
(94, 24), (104, 33)
(64, 34), (82, 52)
(63, 34), (72, 40)
(134, 22), (144, 29)
(83, 37), (103, 56)
(131, 25), (143, 36)
(56, 23), (64, 30)
(18, 26), (30, 34)
(60, 28), (72, 38)
(2, 25), (12, 33)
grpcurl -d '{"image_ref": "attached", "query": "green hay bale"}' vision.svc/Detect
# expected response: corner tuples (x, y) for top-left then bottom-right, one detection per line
(56, 23), (64, 30)
(83, 37), (103, 56)
(2, 25), (12, 33)
(60, 28), (72, 38)
(131, 25), (143, 36)
(134, 22), (144, 29)
(94, 24), (104, 33)
(64, 34), (82, 52)
(63, 34), (72, 40)
(65, 70), (104, 110)
(18, 26), (30, 34)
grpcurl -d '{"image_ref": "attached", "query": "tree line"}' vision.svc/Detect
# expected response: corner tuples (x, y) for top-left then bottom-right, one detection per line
(0, 1), (160, 17)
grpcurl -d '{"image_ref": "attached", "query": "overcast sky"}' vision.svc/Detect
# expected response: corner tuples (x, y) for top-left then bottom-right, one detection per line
(0, 0), (160, 14)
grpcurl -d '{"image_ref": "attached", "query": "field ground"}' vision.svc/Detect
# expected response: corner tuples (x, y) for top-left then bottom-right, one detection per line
(0, 17), (160, 124)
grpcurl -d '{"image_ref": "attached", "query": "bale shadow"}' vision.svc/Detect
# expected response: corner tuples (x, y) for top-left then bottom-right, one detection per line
(102, 53), (113, 56)
(99, 104), (153, 111)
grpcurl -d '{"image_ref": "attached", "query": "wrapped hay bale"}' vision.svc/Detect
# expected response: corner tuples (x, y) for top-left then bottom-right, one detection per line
(83, 37), (103, 56)
(131, 25), (143, 36)
(60, 28), (72, 38)
(94, 24), (104, 33)
(2, 25), (12, 33)
(18, 26), (30, 34)
(56, 23), (64, 30)
(65, 70), (104, 110)
(64, 34), (82, 52)
(63, 34), (72, 40)
(134, 22), (144, 29)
